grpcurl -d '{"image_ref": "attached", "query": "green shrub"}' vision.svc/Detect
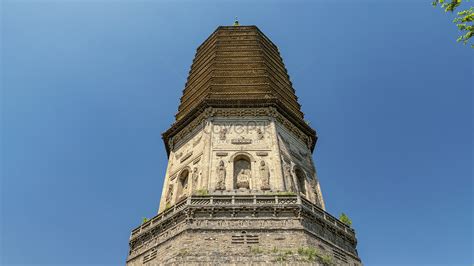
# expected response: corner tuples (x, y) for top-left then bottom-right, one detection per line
(320, 254), (334, 266)
(297, 247), (319, 261)
(339, 212), (352, 227)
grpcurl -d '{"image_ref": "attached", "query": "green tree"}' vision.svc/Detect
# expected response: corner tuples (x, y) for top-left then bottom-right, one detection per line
(339, 213), (352, 227)
(433, 0), (474, 47)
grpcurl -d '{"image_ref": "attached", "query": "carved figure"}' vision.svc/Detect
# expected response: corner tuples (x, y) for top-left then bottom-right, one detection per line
(310, 178), (322, 206)
(256, 128), (264, 140)
(283, 162), (295, 192)
(236, 169), (251, 189)
(165, 184), (174, 203)
(259, 161), (270, 190)
(310, 178), (318, 195)
(219, 128), (227, 140)
(192, 167), (199, 190)
(216, 160), (226, 190)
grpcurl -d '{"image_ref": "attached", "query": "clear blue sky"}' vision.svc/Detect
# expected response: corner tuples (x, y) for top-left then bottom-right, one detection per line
(1, 0), (472, 265)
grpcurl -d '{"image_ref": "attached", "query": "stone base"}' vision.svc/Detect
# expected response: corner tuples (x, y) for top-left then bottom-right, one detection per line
(128, 229), (360, 265)
(127, 195), (361, 265)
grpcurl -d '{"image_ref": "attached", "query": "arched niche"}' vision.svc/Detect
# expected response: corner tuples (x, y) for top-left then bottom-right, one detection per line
(294, 167), (307, 196)
(233, 154), (251, 189)
(228, 151), (256, 163)
(176, 168), (190, 200)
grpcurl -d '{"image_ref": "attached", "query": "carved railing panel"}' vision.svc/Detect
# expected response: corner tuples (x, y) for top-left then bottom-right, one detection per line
(130, 195), (355, 242)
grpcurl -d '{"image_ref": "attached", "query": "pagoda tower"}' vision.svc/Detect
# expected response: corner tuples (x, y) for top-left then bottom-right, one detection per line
(126, 25), (362, 265)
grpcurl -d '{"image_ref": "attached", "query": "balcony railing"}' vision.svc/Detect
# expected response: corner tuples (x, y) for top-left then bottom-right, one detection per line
(130, 194), (354, 240)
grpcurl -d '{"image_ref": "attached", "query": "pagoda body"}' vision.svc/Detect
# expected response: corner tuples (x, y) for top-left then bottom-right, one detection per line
(126, 26), (362, 265)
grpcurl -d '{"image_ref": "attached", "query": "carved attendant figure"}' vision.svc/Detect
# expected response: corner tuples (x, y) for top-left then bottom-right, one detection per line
(216, 160), (226, 190)
(259, 160), (270, 190)
(283, 162), (295, 192)
(165, 184), (174, 204)
(192, 167), (199, 190)
(310, 178), (322, 207)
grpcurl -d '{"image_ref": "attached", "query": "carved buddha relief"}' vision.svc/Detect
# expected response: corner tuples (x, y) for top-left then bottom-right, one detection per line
(234, 155), (251, 189)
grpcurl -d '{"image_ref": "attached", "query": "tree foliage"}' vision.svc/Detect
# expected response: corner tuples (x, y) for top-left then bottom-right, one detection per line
(339, 213), (352, 227)
(433, 0), (474, 47)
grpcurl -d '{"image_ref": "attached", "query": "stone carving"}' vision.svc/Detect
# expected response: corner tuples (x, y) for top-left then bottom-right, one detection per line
(283, 161), (295, 192)
(234, 158), (251, 189)
(236, 169), (251, 189)
(192, 167), (199, 190)
(178, 170), (189, 200)
(310, 179), (318, 195)
(166, 107), (315, 152)
(168, 138), (174, 151)
(295, 168), (307, 195)
(165, 184), (174, 204)
(259, 161), (270, 190)
(215, 160), (226, 190)
(256, 128), (264, 140)
(219, 128), (227, 140)
(265, 106), (278, 118)
(310, 178), (322, 207)
(231, 136), (252, 144)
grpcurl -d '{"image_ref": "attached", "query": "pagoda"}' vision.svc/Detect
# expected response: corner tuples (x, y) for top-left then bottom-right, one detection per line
(126, 25), (362, 265)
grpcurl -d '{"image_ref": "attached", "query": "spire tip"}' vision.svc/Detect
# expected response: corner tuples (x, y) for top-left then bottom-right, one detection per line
(233, 17), (239, 26)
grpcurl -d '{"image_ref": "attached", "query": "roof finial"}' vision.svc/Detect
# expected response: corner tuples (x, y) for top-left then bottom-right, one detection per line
(233, 17), (239, 26)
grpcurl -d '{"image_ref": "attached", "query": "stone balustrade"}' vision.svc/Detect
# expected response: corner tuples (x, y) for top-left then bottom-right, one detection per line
(130, 195), (354, 241)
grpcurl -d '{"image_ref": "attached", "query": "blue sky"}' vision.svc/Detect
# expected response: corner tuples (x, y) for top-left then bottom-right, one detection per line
(1, 0), (472, 265)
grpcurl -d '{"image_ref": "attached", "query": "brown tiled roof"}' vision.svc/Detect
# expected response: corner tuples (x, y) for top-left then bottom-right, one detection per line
(176, 26), (303, 121)
(163, 26), (316, 154)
